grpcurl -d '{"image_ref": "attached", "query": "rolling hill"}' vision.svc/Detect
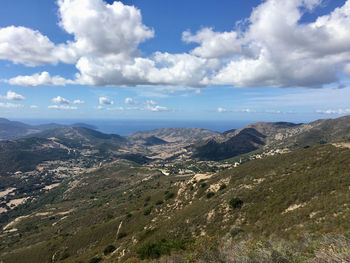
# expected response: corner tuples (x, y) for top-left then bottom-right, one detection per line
(1, 116), (350, 262)
(130, 128), (219, 143)
(0, 118), (98, 141)
(1, 143), (350, 262)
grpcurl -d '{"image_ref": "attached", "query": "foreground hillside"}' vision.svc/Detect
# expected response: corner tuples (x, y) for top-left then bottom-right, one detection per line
(1, 143), (350, 262)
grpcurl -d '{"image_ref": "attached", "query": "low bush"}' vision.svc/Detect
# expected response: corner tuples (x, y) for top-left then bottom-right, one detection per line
(144, 206), (153, 215)
(89, 257), (102, 263)
(206, 192), (215, 199)
(117, 232), (127, 239)
(103, 245), (116, 255)
(219, 184), (227, 190)
(137, 238), (190, 260)
(229, 198), (243, 209)
(165, 192), (175, 200)
(156, 200), (164, 205)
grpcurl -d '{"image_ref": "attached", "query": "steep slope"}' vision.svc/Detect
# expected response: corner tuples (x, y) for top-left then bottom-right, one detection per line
(2, 143), (350, 262)
(0, 118), (40, 140)
(0, 137), (77, 175)
(0, 127), (128, 176)
(130, 128), (218, 143)
(192, 128), (266, 160)
(273, 115), (350, 149)
(192, 116), (350, 161)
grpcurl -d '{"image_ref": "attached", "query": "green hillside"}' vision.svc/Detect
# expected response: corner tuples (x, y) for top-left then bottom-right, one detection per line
(1, 143), (350, 262)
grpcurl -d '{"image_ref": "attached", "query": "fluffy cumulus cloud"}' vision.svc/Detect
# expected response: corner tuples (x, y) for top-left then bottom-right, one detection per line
(51, 96), (84, 108)
(8, 72), (72, 87)
(3, 0), (350, 88)
(52, 96), (70, 105)
(99, 97), (114, 105)
(0, 91), (25, 101)
(73, 99), (85, 104)
(203, 0), (350, 88)
(143, 100), (169, 112)
(98, 97), (170, 111)
(183, 28), (243, 58)
(57, 0), (154, 57)
(0, 26), (73, 66)
(124, 97), (138, 105)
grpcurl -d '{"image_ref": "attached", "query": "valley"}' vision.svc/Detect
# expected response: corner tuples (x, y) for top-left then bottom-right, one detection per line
(0, 116), (350, 262)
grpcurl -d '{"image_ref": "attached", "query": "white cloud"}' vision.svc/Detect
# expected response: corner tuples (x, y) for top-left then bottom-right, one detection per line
(316, 109), (350, 115)
(203, 0), (350, 88)
(217, 107), (284, 114)
(124, 97), (138, 105)
(183, 27), (243, 58)
(94, 105), (104, 110)
(144, 100), (169, 112)
(146, 100), (157, 106)
(0, 91), (25, 101)
(96, 98), (170, 112)
(217, 107), (228, 113)
(3, 0), (350, 89)
(1, 0), (209, 88)
(8, 72), (72, 87)
(106, 107), (124, 111)
(73, 99), (85, 104)
(51, 96), (84, 105)
(48, 105), (78, 110)
(150, 105), (169, 112)
(99, 96), (114, 105)
(0, 102), (23, 108)
(52, 96), (70, 105)
(57, 0), (154, 58)
(30, 105), (39, 109)
(74, 52), (209, 87)
(0, 26), (73, 66)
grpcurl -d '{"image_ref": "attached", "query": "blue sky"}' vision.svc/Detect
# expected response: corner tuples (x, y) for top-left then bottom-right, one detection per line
(0, 0), (350, 122)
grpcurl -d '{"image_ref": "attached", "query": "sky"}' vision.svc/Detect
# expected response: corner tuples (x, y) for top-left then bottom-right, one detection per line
(0, 0), (350, 122)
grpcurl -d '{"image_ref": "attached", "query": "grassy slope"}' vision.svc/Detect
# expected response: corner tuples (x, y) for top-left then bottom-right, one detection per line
(1, 144), (350, 262)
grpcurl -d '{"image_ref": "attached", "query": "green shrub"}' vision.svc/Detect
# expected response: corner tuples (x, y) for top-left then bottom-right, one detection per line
(206, 192), (215, 198)
(165, 192), (175, 200)
(60, 252), (70, 260)
(201, 183), (207, 188)
(89, 257), (102, 263)
(229, 198), (243, 209)
(104, 245), (116, 255)
(126, 213), (132, 218)
(145, 196), (151, 202)
(144, 206), (153, 216)
(137, 240), (171, 259)
(156, 200), (164, 205)
(219, 184), (227, 190)
(136, 238), (189, 260)
(117, 232), (127, 239)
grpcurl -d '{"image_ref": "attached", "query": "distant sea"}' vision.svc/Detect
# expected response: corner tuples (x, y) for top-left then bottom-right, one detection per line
(15, 119), (253, 136)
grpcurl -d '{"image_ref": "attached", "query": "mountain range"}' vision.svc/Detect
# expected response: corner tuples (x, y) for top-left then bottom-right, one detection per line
(0, 116), (350, 262)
